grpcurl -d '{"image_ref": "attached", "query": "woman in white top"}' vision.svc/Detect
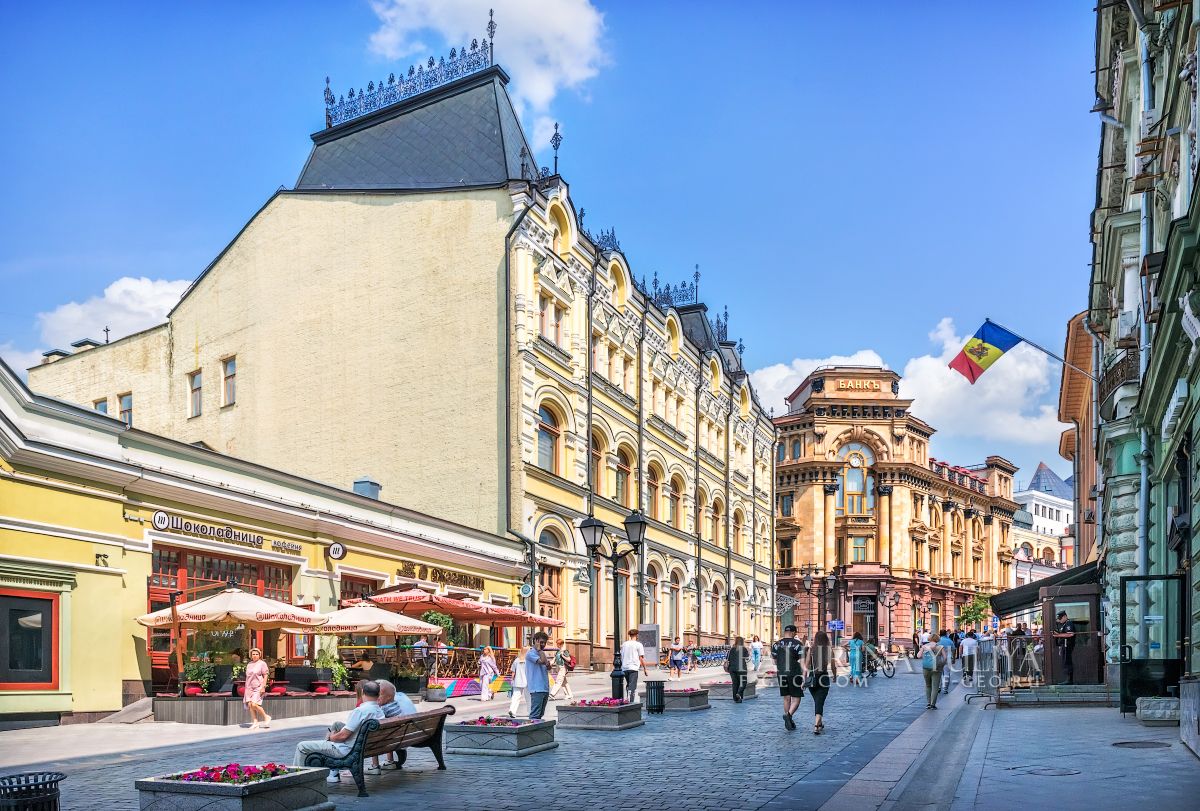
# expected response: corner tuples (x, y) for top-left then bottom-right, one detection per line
(508, 644), (530, 717)
(750, 635), (764, 672)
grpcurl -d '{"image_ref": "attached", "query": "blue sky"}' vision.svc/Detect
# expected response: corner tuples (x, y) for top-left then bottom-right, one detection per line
(0, 1), (1095, 487)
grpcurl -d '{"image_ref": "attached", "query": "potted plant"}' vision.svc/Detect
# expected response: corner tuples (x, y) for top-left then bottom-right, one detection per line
(231, 662), (246, 697)
(556, 697), (645, 731)
(136, 762), (331, 810)
(392, 663), (427, 696)
(444, 715), (558, 757)
(182, 661), (216, 695)
(313, 647), (347, 694)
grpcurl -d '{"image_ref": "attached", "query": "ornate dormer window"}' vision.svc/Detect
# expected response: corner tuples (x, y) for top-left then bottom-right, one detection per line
(835, 442), (876, 516)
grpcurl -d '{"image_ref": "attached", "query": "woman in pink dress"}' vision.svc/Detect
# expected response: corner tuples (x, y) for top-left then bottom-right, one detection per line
(243, 647), (271, 730)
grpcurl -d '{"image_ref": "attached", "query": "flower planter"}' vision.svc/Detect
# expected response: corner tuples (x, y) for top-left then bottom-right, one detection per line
(423, 685), (447, 702)
(444, 718), (558, 756)
(556, 701), (644, 731)
(759, 670), (779, 687)
(703, 680), (757, 700)
(135, 766), (333, 811)
(660, 688), (711, 711)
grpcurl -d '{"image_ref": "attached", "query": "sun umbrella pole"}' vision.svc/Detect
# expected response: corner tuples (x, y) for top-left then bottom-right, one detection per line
(169, 590), (184, 695)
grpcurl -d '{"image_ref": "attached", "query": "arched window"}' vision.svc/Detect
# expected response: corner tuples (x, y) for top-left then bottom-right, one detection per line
(1042, 547), (1056, 565)
(669, 571), (682, 638)
(537, 406), (560, 473)
(667, 317), (681, 357)
(538, 528), (563, 548)
(732, 510), (744, 556)
(615, 448), (633, 506)
(669, 477), (683, 528)
(610, 263), (627, 310)
(709, 357), (722, 395)
(836, 442), (876, 516)
(647, 564), (661, 625)
(590, 434), (605, 495)
(647, 466), (662, 520)
(711, 500), (724, 546)
(710, 582), (722, 634)
(1019, 542), (1034, 558)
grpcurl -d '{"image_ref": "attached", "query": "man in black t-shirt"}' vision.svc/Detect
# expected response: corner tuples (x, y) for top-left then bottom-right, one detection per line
(771, 625), (805, 731)
(1053, 611), (1077, 684)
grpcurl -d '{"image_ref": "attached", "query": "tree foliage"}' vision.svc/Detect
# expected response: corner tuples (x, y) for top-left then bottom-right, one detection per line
(958, 593), (992, 629)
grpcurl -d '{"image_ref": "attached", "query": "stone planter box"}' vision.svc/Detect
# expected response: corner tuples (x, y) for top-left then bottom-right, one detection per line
(1135, 696), (1180, 726)
(759, 671), (779, 687)
(703, 680), (757, 700)
(656, 689), (711, 711)
(444, 719), (558, 756)
(135, 767), (333, 811)
(556, 702), (645, 731)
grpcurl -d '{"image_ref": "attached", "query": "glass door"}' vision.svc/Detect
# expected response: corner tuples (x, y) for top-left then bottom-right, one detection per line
(1119, 575), (1183, 713)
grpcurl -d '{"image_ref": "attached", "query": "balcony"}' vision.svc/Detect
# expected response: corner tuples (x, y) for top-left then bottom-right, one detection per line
(1099, 349), (1139, 418)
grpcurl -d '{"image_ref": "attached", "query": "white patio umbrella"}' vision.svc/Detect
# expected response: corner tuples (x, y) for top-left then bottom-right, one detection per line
(136, 585), (329, 630)
(284, 601), (443, 636)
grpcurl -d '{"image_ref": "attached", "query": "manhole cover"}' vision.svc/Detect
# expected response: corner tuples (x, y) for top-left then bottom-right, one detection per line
(1112, 741), (1171, 749)
(1026, 767), (1081, 776)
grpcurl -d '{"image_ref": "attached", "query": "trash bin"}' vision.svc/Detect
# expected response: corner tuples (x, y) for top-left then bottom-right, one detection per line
(0, 772), (66, 811)
(645, 679), (666, 715)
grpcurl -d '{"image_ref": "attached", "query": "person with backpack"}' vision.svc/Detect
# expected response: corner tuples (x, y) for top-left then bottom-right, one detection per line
(938, 628), (956, 694)
(920, 635), (947, 709)
(549, 638), (575, 701)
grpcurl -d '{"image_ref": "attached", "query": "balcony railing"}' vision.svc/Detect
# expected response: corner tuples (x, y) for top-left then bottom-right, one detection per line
(1099, 349), (1139, 407)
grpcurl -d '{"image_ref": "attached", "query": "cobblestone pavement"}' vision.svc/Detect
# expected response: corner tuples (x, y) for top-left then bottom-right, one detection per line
(0, 667), (930, 810)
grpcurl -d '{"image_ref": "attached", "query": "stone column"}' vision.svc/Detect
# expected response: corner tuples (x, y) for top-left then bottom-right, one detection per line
(983, 515), (994, 587)
(962, 510), (974, 582)
(878, 485), (893, 567)
(823, 484), (838, 571)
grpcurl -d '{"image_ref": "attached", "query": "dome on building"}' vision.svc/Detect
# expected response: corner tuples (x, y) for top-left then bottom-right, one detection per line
(1013, 508), (1033, 529)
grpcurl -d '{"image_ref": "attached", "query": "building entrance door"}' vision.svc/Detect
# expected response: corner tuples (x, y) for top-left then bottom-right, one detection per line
(1119, 575), (1184, 713)
(852, 596), (876, 640)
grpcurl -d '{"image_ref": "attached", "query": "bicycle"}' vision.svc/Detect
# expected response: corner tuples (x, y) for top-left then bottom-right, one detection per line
(866, 653), (895, 679)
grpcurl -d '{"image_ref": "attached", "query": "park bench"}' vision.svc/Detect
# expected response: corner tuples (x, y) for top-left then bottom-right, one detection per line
(302, 705), (456, 797)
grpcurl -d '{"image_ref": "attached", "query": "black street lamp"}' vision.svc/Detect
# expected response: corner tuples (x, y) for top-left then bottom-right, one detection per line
(579, 510), (647, 700)
(878, 589), (901, 653)
(799, 566), (839, 641)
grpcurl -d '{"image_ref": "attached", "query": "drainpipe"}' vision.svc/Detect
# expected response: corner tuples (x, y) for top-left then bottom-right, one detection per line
(694, 381), (703, 646)
(1135, 20), (1154, 577)
(636, 306), (648, 625)
(586, 259), (598, 654)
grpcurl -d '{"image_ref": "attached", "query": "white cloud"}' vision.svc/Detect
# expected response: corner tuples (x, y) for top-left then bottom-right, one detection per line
(1, 277), (190, 378)
(367, 0), (608, 149)
(899, 317), (1065, 448)
(749, 350), (887, 416)
(36, 277), (190, 349)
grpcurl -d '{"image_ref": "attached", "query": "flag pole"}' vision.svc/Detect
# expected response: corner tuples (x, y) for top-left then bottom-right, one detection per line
(985, 318), (1097, 382)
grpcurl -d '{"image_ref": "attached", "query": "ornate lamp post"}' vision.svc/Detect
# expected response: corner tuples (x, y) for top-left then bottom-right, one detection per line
(878, 589), (901, 653)
(579, 510), (648, 700)
(799, 566), (839, 641)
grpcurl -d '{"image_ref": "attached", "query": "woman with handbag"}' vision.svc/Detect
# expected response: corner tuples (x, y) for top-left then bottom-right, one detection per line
(803, 631), (836, 734)
(477, 646), (499, 702)
(549, 638), (575, 700)
(725, 636), (751, 702)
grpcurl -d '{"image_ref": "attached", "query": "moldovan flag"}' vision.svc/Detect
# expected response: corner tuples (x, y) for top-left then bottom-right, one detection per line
(948, 321), (1022, 384)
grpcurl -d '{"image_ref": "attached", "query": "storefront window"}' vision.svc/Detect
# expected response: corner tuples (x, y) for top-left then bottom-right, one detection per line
(0, 591), (56, 689)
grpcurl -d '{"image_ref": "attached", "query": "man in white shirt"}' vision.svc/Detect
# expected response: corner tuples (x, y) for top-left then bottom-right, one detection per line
(620, 628), (648, 701)
(919, 629), (931, 645)
(959, 631), (979, 684)
(293, 679), (386, 783)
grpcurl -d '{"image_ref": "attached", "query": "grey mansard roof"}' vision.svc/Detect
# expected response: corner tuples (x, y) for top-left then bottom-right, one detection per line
(296, 66), (535, 191)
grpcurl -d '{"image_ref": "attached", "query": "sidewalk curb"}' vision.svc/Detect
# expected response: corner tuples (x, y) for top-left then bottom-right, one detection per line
(949, 702), (994, 811)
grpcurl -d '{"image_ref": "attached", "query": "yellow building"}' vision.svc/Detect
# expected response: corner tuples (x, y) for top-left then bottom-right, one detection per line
(0, 358), (523, 725)
(25, 48), (778, 667)
(774, 366), (1019, 644)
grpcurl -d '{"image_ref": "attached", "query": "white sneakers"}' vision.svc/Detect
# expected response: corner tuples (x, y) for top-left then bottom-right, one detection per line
(364, 766), (382, 776)
(261, 714), (271, 729)
(325, 771), (341, 784)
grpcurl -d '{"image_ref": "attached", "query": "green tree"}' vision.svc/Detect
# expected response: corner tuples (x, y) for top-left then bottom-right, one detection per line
(958, 594), (992, 629)
(420, 610), (462, 645)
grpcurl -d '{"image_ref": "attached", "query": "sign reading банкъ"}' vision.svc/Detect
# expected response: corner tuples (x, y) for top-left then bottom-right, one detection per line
(837, 379), (883, 391)
(150, 510), (304, 555)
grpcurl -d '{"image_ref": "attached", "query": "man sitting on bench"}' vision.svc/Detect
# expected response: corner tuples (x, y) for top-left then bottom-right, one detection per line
(293, 679), (385, 783)
(366, 678), (417, 775)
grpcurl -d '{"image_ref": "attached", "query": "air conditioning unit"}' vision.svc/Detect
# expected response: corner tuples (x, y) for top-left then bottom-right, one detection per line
(1117, 311), (1139, 349)
(1161, 379), (1187, 441)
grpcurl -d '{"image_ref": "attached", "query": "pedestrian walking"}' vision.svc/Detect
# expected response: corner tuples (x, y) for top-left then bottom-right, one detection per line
(508, 642), (529, 717)
(525, 632), (553, 720)
(549, 638), (575, 700)
(668, 637), (687, 680)
(938, 628), (955, 694)
(771, 625), (805, 730)
(620, 628), (648, 701)
(911, 632), (920, 659)
(803, 631), (836, 734)
(919, 635), (947, 709)
(242, 647), (271, 730)
(725, 636), (751, 702)
(477, 645), (500, 701)
(960, 631), (978, 684)
(848, 632), (865, 686)
(750, 635), (764, 672)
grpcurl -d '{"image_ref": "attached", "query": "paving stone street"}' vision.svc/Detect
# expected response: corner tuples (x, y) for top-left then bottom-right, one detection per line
(0, 666), (928, 811)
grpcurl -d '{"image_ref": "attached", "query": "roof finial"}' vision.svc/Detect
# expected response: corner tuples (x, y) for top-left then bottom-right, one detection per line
(551, 122), (563, 174)
(487, 9), (496, 63)
(694, 264), (700, 300)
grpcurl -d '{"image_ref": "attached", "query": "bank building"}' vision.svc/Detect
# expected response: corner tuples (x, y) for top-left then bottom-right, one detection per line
(773, 366), (1020, 644)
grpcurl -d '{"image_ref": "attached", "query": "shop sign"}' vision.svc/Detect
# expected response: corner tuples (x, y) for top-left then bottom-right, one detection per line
(397, 559), (484, 591)
(327, 542), (348, 561)
(151, 510), (302, 555)
(837, 379), (882, 391)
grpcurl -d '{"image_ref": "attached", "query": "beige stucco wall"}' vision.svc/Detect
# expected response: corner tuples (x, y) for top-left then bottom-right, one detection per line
(29, 190), (513, 536)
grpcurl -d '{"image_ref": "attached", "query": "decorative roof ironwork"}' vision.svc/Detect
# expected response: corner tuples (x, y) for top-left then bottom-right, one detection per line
(711, 305), (729, 342)
(325, 32), (493, 128)
(551, 122), (563, 174)
(637, 266), (700, 310)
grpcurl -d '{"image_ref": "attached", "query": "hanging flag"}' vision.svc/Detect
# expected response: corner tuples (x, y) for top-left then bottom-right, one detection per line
(948, 321), (1022, 384)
